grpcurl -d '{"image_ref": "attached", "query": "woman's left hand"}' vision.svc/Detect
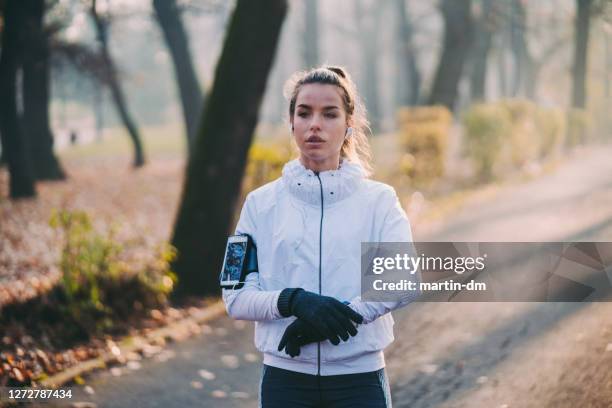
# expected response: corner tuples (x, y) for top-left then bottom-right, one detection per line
(278, 318), (355, 357)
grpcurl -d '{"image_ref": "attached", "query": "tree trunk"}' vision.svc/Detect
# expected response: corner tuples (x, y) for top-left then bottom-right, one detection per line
(470, 0), (494, 102)
(571, 0), (592, 109)
(525, 36), (567, 101)
(526, 60), (542, 101)
(496, 30), (509, 98)
(606, 31), (610, 100)
(0, 2), (36, 198)
(428, 0), (473, 111)
(394, 0), (420, 106)
(22, 0), (66, 180)
(355, 0), (383, 130)
(90, 0), (145, 167)
(509, 0), (533, 98)
(153, 0), (204, 151)
(94, 86), (105, 142)
(0, 132), (5, 167)
(171, 0), (287, 298)
(302, 0), (319, 68)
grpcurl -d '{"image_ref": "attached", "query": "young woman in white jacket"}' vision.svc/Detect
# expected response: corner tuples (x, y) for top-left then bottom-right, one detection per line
(222, 66), (420, 407)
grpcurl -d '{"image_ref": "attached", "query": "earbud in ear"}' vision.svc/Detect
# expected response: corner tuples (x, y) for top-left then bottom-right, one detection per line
(345, 127), (353, 138)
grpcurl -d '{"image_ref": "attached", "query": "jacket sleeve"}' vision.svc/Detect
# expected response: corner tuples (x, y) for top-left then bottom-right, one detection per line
(347, 188), (422, 324)
(221, 193), (284, 321)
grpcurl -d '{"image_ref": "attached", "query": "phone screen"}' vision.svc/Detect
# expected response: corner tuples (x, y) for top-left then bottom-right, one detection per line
(222, 240), (248, 283)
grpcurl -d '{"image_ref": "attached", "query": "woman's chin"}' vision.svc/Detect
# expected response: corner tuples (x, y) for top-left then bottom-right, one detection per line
(301, 153), (330, 163)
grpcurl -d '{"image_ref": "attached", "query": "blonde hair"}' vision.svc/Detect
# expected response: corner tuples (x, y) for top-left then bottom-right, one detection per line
(283, 66), (373, 175)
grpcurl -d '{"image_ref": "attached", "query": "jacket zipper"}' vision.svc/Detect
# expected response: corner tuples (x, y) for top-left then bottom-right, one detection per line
(315, 172), (324, 377)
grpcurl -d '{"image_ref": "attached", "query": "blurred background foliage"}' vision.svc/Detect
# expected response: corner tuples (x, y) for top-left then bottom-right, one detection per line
(1, 0), (609, 195)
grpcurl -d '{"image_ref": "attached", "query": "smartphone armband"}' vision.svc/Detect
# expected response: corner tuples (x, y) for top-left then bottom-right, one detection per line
(219, 234), (258, 290)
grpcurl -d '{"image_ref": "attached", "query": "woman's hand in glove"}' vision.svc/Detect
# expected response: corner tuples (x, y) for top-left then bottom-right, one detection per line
(278, 288), (363, 345)
(277, 318), (327, 357)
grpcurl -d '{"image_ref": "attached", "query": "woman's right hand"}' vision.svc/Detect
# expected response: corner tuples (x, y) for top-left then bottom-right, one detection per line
(277, 318), (326, 357)
(286, 289), (363, 345)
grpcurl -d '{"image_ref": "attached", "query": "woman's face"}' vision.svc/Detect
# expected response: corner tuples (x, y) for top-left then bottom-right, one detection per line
(292, 83), (348, 172)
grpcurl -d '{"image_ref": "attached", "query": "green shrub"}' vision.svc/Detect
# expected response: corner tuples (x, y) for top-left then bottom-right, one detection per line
(396, 106), (451, 187)
(535, 108), (566, 159)
(244, 140), (293, 192)
(463, 100), (573, 182)
(463, 104), (512, 181)
(49, 210), (176, 335)
(397, 105), (452, 127)
(566, 108), (592, 147)
(498, 99), (540, 168)
(498, 99), (534, 122)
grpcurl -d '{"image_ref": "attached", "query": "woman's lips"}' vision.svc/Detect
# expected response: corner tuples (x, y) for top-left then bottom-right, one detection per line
(305, 136), (325, 145)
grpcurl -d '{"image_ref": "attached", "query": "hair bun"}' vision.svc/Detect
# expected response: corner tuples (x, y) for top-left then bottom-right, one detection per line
(326, 66), (347, 79)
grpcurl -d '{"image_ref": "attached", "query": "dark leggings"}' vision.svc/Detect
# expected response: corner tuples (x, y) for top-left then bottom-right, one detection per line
(259, 364), (392, 408)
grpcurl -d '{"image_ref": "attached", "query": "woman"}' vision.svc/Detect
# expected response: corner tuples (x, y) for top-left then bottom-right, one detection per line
(222, 66), (420, 407)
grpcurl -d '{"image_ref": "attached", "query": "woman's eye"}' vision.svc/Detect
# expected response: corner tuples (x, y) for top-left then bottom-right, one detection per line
(297, 112), (309, 118)
(325, 113), (337, 118)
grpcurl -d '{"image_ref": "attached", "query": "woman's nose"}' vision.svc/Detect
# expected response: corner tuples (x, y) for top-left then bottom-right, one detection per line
(309, 114), (322, 130)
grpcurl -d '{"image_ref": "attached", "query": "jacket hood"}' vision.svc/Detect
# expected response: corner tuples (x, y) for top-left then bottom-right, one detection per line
(281, 158), (366, 206)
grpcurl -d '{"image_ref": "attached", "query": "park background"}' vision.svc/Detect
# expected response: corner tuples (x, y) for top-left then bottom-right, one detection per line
(0, 0), (611, 406)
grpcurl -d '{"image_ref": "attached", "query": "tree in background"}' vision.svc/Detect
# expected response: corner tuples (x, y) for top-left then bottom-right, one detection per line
(0, 132), (4, 166)
(0, 1), (36, 198)
(22, 0), (66, 180)
(302, 0), (319, 69)
(572, 0), (593, 108)
(0, 0), (5, 168)
(428, 0), (474, 111)
(153, 0), (204, 151)
(492, 1), (570, 101)
(469, 0), (496, 102)
(509, 0), (533, 98)
(89, 0), (145, 167)
(171, 0), (287, 298)
(606, 7), (611, 101)
(52, 39), (132, 151)
(394, 0), (420, 106)
(355, 0), (383, 130)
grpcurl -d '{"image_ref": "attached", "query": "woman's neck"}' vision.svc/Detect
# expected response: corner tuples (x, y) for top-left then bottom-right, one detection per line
(299, 155), (341, 173)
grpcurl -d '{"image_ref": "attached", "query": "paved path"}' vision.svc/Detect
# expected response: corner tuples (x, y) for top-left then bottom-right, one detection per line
(69, 144), (612, 407)
(69, 317), (261, 407)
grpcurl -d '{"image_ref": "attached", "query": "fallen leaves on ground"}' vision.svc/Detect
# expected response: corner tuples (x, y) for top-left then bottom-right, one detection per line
(0, 156), (184, 308)
(0, 155), (222, 386)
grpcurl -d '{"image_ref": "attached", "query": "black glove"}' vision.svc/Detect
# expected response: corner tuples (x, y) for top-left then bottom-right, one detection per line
(277, 288), (363, 345)
(278, 318), (327, 357)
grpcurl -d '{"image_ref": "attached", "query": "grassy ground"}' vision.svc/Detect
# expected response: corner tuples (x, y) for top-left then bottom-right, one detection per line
(58, 123), (186, 161)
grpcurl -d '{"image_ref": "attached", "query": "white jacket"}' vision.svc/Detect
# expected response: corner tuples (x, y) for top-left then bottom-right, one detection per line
(222, 158), (420, 375)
